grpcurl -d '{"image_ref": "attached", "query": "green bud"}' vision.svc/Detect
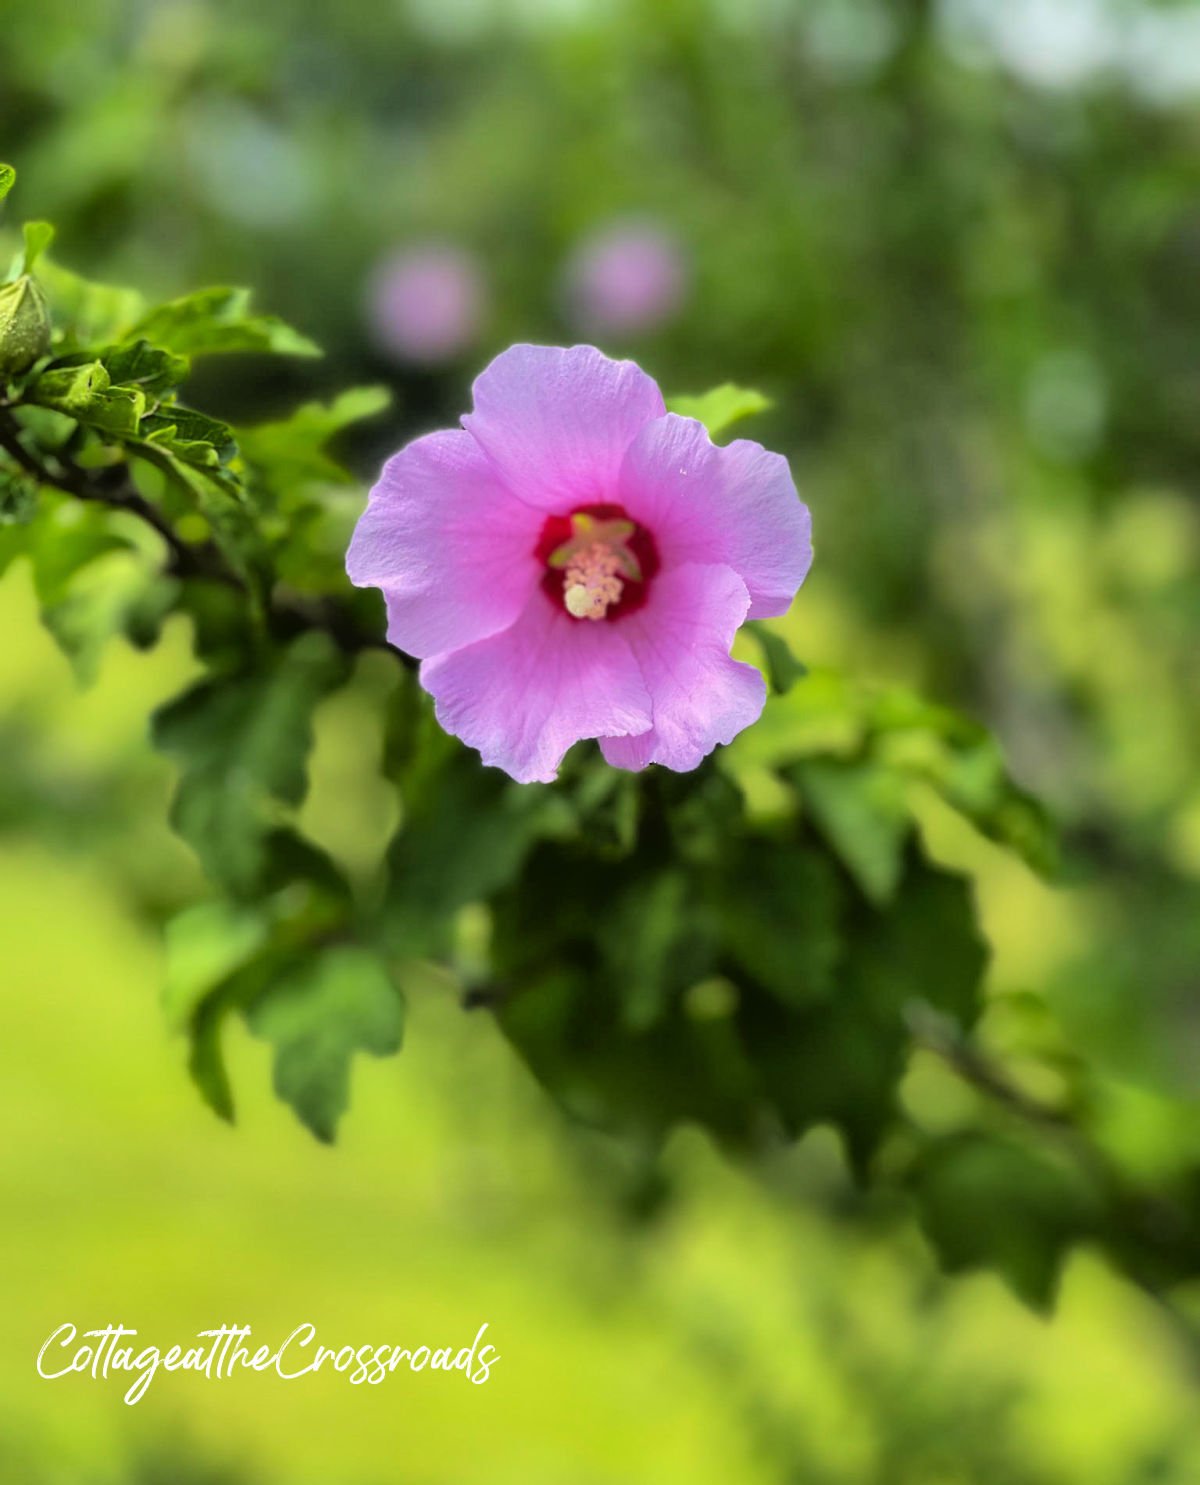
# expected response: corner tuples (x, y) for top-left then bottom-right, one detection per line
(0, 275), (52, 378)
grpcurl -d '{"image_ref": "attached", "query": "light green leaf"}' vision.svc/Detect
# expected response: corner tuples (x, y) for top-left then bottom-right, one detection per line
(133, 286), (320, 359)
(33, 259), (146, 344)
(163, 899), (273, 1124)
(29, 360), (111, 411)
(163, 900), (270, 1031)
(16, 495), (180, 680)
(667, 382), (773, 439)
(795, 758), (910, 905)
(240, 386), (390, 490)
(0, 164), (14, 202)
(28, 361), (152, 439)
(21, 220), (55, 274)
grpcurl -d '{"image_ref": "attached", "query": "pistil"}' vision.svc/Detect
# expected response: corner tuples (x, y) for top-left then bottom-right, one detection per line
(563, 544), (625, 620)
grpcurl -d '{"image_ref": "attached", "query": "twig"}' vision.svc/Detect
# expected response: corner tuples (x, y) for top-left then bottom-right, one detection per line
(907, 1002), (1200, 1371)
(0, 404), (402, 662)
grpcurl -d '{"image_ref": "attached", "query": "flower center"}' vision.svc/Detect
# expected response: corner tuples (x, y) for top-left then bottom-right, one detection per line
(563, 544), (625, 620)
(535, 503), (659, 622)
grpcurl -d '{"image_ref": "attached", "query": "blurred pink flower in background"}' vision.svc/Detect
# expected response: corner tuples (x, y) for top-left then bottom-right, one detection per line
(561, 219), (689, 338)
(365, 243), (487, 366)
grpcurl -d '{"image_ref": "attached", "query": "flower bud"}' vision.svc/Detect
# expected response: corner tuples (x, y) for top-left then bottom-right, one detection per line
(0, 275), (52, 378)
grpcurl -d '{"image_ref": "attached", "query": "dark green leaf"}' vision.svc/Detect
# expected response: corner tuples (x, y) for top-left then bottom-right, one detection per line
(152, 633), (350, 895)
(245, 945), (404, 1142)
(381, 716), (574, 957)
(911, 1132), (1101, 1310)
(0, 467), (37, 526)
(189, 1000), (236, 1124)
(747, 621), (806, 695)
(718, 838), (844, 1004)
(142, 407), (237, 466)
(99, 339), (189, 396)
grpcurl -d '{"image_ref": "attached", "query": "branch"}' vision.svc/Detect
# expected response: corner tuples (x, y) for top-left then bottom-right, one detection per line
(0, 404), (401, 662)
(905, 1002), (1075, 1135)
(907, 1003), (1200, 1371)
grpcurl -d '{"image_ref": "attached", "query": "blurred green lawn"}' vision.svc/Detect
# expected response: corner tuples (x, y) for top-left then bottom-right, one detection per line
(2, 564), (1198, 1485)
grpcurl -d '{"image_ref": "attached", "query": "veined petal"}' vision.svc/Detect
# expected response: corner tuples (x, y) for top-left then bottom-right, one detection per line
(463, 343), (667, 512)
(420, 593), (653, 784)
(347, 429), (542, 659)
(600, 563), (766, 773)
(617, 413), (812, 619)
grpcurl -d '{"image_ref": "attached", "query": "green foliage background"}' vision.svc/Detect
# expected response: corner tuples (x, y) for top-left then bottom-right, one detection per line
(1, 0), (1198, 1481)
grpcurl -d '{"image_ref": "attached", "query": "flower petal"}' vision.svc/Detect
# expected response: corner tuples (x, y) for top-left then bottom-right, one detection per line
(617, 413), (812, 619)
(346, 429), (542, 659)
(600, 562), (766, 773)
(463, 343), (667, 511)
(420, 594), (653, 784)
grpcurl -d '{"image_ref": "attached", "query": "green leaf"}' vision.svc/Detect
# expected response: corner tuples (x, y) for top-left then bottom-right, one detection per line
(0, 164), (14, 201)
(245, 945), (404, 1142)
(142, 407), (237, 466)
(718, 838), (844, 1004)
(21, 220), (55, 274)
(189, 999), (236, 1123)
(133, 287), (320, 359)
(163, 899), (273, 1124)
(163, 900), (270, 1031)
(911, 1132), (1101, 1310)
(853, 849), (988, 1030)
(756, 850), (987, 1170)
(12, 493), (184, 678)
(381, 714), (574, 957)
(28, 362), (147, 438)
(240, 386), (390, 490)
(33, 259), (145, 344)
(794, 758), (909, 905)
(28, 359), (111, 410)
(25, 498), (129, 605)
(747, 621), (806, 695)
(667, 383), (773, 439)
(0, 467), (37, 526)
(867, 692), (1060, 878)
(726, 671), (1059, 880)
(152, 633), (350, 896)
(99, 339), (189, 396)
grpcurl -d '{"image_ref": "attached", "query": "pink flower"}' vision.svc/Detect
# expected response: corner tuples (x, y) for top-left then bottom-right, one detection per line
(347, 345), (812, 784)
(562, 220), (688, 338)
(365, 243), (486, 366)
